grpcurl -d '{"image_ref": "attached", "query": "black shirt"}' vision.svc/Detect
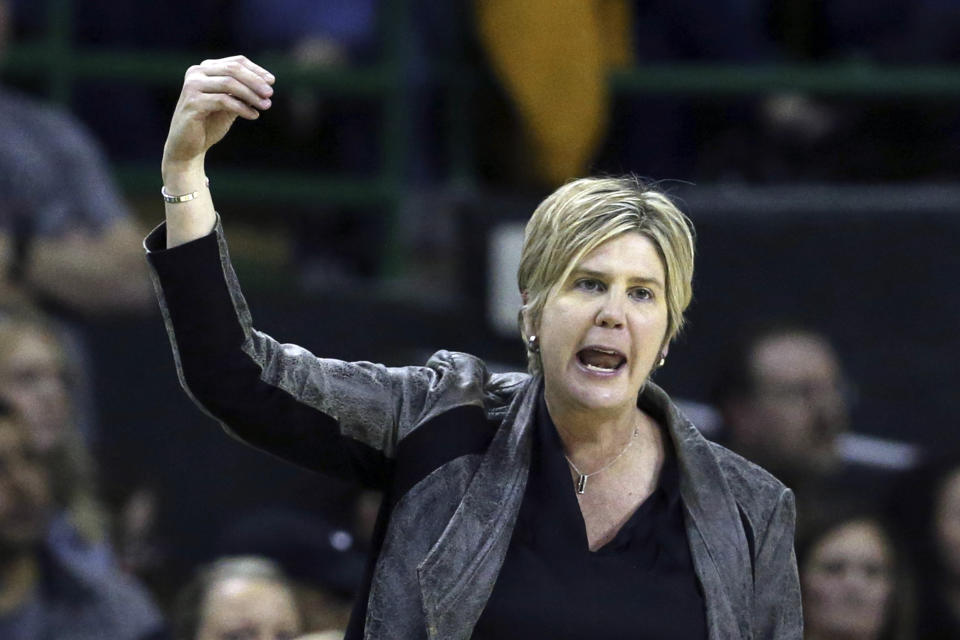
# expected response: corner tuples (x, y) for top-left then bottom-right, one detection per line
(473, 394), (707, 639)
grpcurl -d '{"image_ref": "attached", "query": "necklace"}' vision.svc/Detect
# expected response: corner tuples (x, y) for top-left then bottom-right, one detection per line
(564, 426), (639, 495)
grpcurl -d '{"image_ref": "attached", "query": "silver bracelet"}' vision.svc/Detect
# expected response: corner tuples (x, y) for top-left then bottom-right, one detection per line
(161, 176), (210, 204)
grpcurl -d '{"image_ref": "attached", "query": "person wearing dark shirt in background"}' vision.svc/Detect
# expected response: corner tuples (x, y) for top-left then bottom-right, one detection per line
(0, 409), (166, 640)
(712, 323), (904, 535)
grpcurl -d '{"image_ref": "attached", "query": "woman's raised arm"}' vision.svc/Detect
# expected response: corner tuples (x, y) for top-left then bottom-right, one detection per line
(147, 59), (503, 489)
(160, 55), (275, 248)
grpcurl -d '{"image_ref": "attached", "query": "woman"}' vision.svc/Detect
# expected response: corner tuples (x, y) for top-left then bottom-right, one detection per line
(0, 308), (108, 567)
(173, 556), (303, 640)
(0, 405), (166, 640)
(148, 55), (801, 639)
(798, 512), (914, 640)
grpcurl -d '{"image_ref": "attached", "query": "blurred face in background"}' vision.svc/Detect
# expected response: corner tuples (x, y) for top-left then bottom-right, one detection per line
(196, 576), (301, 640)
(802, 520), (894, 640)
(0, 420), (53, 558)
(935, 468), (960, 582)
(735, 332), (849, 477)
(0, 326), (72, 454)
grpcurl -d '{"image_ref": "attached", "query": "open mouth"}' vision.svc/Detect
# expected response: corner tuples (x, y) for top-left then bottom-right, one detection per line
(577, 347), (626, 373)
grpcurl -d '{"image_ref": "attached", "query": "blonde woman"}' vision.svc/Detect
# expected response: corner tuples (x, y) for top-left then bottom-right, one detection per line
(148, 55), (801, 639)
(0, 309), (107, 560)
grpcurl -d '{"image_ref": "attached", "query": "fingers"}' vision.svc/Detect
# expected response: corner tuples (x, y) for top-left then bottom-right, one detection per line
(209, 93), (261, 120)
(199, 56), (274, 99)
(198, 75), (272, 112)
(183, 55), (275, 116)
(232, 55), (275, 85)
(165, 55), (273, 163)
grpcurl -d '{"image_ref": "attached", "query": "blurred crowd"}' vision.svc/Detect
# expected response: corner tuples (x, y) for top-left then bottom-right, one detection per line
(3, 1), (960, 639)
(9, 0), (960, 184)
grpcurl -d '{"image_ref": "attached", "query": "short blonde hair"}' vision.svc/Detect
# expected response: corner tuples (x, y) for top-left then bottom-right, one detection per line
(517, 176), (695, 375)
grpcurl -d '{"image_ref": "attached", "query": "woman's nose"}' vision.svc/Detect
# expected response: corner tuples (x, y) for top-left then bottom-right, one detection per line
(595, 293), (626, 328)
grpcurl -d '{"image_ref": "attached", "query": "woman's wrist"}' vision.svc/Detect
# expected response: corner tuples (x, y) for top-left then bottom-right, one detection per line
(161, 155), (216, 249)
(161, 156), (206, 192)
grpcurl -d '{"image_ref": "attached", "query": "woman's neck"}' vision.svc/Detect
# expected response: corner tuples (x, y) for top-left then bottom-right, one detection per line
(545, 394), (654, 472)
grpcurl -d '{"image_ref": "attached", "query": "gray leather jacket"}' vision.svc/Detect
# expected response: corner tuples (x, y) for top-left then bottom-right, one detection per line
(146, 222), (802, 640)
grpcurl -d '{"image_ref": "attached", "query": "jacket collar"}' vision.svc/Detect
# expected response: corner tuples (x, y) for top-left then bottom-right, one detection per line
(417, 378), (753, 640)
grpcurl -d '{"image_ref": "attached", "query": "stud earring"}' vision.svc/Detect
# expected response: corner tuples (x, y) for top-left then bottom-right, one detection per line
(657, 355), (666, 368)
(527, 335), (540, 353)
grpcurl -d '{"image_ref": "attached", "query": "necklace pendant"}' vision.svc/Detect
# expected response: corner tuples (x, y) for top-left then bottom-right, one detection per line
(576, 474), (587, 494)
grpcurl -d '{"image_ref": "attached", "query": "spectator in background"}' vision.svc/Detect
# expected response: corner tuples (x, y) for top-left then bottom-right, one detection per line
(0, 308), (110, 572)
(173, 556), (302, 640)
(0, 309), (75, 454)
(218, 507), (369, 635)
(0, 80), (153, 316)
(0, 0), (152, 316)
(0, 307), (164, 604)
(711, 323), (900, 528)
(0, 410), (166, 640)
(1, 0), (153, 451)
(714, 324), (849, 482)
(798, 509), (915, 640)
(887, 452), (960, 639)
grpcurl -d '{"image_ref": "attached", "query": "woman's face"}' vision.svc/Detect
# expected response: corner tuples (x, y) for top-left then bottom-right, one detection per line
(802, 520), (894, 640)
(196, 576), (301, 640)
(935, 468), (960, 581)
(535, 233), (668, 419)
(0, 329), (71, 453)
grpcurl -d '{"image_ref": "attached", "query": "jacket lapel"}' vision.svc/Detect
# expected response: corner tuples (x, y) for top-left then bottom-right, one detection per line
(645, 383), (754, 640)
(416, 379), (754, 640)
(417, 376), (539, 640)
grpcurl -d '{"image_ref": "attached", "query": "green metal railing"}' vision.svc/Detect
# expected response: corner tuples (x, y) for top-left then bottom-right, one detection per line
(1, 0), (415, 270)
(1, 0), (412, 209)
(609, 63), (960, 96)
(7, 0), (960, 271)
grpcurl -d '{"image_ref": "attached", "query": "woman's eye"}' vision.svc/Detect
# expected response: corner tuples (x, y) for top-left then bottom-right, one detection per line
(630, 288), (653, 301)
(575, 279), (604, 292)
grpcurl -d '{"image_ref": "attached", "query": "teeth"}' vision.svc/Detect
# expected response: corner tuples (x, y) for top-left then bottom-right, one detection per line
(585, 363), (616, 372)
